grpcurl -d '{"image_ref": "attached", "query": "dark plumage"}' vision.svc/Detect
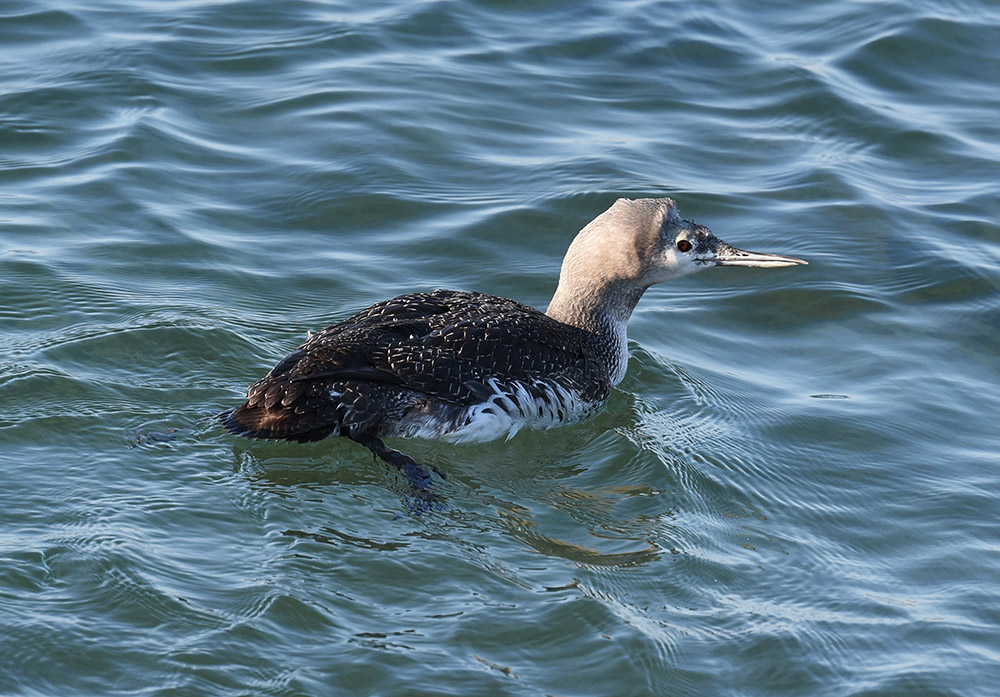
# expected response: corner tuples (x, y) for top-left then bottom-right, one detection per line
(220, 289), (614, 444)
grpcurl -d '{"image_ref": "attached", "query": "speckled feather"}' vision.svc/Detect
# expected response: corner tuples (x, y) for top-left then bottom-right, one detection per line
(220, 289), (617, 443)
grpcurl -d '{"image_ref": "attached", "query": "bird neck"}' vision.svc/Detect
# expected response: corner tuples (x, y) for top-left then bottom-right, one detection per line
(543, 214), (655, 382)
(545, 275), (647, 340)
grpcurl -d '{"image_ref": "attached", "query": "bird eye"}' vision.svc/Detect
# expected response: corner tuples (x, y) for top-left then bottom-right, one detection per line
(676, 239), (693, 253)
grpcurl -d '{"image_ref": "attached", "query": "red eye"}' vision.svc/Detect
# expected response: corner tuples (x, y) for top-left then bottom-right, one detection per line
(676, 239), (693, 253)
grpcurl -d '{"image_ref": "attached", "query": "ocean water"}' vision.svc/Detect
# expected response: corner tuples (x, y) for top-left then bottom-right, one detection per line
(2, 0), (998, 695)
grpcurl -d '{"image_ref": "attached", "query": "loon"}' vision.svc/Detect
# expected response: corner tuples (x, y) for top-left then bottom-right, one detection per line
(220, 198), (806, 483)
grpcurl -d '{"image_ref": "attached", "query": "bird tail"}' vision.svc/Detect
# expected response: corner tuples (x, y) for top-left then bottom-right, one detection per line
(217, 403), (336, 443)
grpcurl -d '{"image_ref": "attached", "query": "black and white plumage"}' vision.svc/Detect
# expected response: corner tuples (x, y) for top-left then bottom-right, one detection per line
(221, 289), (615, 445)
(220, 198), (806, 481)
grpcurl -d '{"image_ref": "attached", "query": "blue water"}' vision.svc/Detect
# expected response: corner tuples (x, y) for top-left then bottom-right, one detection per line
(2, 1), (999, 695)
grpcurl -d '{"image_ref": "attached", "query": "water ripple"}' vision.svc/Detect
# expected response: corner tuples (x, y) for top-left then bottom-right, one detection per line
(3, 0), (999, 695)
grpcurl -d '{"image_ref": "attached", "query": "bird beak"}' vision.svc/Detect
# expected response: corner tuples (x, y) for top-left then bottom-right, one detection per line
(709, 239), (807, 268)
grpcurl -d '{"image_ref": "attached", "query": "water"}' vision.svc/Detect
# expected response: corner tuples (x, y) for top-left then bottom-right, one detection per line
(2, 0), (998, 695)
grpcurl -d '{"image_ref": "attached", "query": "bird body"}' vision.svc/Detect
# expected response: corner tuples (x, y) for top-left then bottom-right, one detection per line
(222, 288), (615, 445)
(220, 198), (806, 479)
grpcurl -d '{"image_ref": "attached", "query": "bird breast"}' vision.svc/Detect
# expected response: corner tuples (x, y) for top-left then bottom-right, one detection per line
(385, 376), (601, 443)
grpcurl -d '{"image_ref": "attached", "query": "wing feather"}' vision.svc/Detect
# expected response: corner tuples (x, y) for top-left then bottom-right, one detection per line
(221, 289), (610, 441)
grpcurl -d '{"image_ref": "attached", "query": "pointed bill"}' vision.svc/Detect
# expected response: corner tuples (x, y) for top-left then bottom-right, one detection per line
(710, 240), (807, 268)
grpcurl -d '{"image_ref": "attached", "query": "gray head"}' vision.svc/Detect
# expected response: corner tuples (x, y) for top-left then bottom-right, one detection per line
(576, 197), (805, 283)
(546, 197), (806, 332)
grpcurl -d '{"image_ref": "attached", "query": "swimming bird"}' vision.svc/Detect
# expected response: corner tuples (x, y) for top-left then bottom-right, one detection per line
(220, 198), (805, 485)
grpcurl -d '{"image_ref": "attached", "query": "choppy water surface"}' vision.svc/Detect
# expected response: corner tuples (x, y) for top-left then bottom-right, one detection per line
(2, 1), (999, 695)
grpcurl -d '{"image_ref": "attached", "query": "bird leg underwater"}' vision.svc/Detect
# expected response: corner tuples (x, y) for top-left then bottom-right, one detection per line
(348, 431), (446, 503)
